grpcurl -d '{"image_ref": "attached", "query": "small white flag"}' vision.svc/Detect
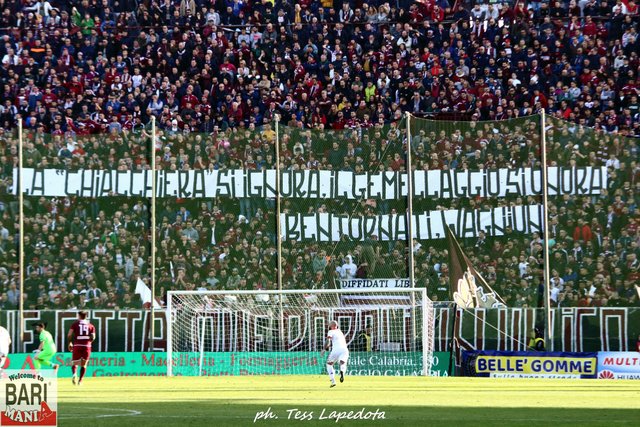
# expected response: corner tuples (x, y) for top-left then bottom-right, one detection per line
(135, 278), (161, 309)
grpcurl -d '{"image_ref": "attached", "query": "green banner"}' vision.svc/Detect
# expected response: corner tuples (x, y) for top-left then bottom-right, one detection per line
(429, 352), (451, 377)
(346, 351), (450, 377)
(3, 352), (451, 377)
(4, 352), (166, 377)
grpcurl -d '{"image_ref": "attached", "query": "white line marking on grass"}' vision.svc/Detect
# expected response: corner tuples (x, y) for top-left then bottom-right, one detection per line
(58, 407), (142, 419)
(96, 409), (142, 418)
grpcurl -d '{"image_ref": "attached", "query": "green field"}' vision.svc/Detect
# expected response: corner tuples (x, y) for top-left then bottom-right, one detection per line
(56, 376), (640, 426)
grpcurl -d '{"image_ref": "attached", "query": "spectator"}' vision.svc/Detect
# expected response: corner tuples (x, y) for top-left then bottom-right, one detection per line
(6, 283), (19, 307)
(0, 0), (636, 309)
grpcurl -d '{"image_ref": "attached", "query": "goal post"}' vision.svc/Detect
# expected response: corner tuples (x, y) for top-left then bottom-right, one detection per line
(166, 288), (435, 377)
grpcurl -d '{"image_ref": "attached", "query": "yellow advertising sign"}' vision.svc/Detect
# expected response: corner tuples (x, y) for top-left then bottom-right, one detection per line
(476, 355), (596, 375)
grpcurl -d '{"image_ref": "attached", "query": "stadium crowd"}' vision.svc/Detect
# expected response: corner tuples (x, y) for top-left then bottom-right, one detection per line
(0, 0), (638, 310)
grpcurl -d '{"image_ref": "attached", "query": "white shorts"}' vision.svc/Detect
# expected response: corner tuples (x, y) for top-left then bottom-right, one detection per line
(327, 349), (349, 364)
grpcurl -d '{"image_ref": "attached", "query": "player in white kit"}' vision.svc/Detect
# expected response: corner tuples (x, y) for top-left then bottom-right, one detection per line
(0, 326), (11, 373)
(322, 321), (349, 388)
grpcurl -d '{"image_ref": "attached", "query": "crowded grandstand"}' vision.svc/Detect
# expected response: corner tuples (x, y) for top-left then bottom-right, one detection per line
(0, 0), (638, 314)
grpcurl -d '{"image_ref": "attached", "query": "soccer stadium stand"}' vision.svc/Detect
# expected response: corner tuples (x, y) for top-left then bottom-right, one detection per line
(0, 0), (638, 311)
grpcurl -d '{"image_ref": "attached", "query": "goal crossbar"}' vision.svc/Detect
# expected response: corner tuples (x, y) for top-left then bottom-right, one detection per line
(168, 289), (429, 295)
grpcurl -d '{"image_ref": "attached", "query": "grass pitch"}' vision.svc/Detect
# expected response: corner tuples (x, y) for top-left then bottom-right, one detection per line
(57, 376), (639, 426)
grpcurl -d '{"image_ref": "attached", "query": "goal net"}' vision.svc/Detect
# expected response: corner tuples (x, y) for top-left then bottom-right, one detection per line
(167, 289), (435, 377)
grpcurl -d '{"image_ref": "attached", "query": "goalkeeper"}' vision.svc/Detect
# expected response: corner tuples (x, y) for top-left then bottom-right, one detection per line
(32, 322), (59, 372)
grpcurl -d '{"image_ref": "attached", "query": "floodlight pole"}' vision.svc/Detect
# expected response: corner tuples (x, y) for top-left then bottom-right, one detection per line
(541, 110), (553, 351)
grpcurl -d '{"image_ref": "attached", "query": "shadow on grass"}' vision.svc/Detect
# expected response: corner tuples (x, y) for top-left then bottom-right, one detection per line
(57, 402), (639, 427)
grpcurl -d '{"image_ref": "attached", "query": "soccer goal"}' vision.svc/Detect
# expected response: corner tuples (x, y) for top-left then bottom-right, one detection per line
(166, 289), (435, 377)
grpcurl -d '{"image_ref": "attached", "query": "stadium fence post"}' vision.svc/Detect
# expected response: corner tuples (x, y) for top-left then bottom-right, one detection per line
(150, 115), (157, 352)
(447, 302), (458, 377)
(275, 115), (284, 351)
(540, 110), (553, 351)
(421, 288), (428, 376)
(18, 118), (24, 351)
(167, 291), (172, 376)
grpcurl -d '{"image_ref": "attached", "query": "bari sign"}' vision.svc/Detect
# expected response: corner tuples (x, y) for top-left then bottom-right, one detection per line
(0, 370), (57, 426)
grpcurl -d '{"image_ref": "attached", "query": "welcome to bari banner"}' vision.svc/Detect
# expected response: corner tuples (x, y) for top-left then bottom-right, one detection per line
(14, 167), (606, 199)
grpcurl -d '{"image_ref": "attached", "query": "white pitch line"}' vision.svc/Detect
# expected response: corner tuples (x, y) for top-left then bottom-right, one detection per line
(58, 407), (142, 419)
(96, 409), (142, 418)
